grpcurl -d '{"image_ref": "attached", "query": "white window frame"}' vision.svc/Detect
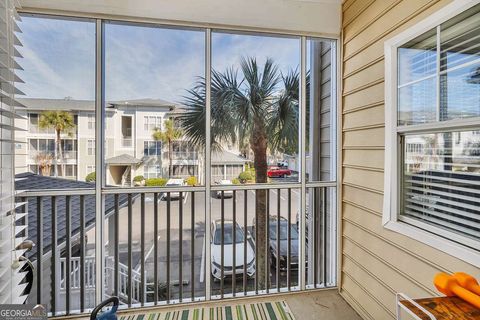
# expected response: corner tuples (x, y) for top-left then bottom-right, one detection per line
(88, 113), (95, 130)
(384, 0), (480, 266)
(87, 139), (95, 156)
(87, 164), (95, 174)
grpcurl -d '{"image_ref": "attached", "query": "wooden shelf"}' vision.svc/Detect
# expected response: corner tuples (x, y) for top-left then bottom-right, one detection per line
(399, 296), (480, 319)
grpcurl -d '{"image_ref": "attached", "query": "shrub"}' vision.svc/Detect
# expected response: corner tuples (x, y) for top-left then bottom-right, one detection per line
(238, 170), (254, 183)
(133, 175), (145, 182)
(185, 176), (197, 186)
(145, 178), (168, 186)
(232, 178), (240, 185)
(85, 171), (96, 183)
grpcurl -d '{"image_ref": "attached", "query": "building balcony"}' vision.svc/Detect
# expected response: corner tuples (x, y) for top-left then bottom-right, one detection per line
(164, 151), (198, 160)
(28, 150), (77, 162)
(121, 138), (133, 148)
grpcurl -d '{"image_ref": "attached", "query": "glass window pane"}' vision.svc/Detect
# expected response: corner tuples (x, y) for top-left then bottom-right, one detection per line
(398, 28), (437, 86)
(439, 60), (480, 120)
(398, 77), (437, 125)
(105, 22), (205, 186)
(208, 31), (300, 184)
(16, 15), (95, 182)
(306, 37), (336, 182)
(402, 131), (480, 243)
(440, 5), (480, 71)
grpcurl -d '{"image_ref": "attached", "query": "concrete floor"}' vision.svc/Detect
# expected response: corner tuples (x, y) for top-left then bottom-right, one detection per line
(65, 289), (361, 320)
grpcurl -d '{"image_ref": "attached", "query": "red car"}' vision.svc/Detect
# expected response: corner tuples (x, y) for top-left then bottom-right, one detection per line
(267, 166), (292, 178)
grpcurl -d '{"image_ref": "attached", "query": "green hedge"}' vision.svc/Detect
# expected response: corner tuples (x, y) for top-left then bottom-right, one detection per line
(145, 178), (168, 186)
(133, 175), (145, 182)
(185, 176), (197, 186)
(85, 171), (96, 183)
(238, 170), (254, 183)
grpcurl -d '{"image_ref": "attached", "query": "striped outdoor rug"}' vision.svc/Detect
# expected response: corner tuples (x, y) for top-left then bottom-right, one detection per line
(118, 301), (295, 320)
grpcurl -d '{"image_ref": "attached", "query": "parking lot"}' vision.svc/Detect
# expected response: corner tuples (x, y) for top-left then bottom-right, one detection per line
(99, 179), (304, 301)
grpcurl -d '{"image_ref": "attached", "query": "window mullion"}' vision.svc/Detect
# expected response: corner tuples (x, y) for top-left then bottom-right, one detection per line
(436, 25), (441, 122)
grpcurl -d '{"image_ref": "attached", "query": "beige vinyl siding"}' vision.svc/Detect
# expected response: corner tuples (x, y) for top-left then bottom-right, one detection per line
(340, 1), (480, 319)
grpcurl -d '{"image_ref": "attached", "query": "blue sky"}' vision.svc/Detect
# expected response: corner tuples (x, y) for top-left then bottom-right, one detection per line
(17, 16), (300, 103)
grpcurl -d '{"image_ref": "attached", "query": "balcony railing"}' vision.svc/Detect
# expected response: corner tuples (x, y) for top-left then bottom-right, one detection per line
(29, 151), (77, 161)
(122, 138), (133, 148)
(29, 126), (77, 136)
(163, 151), (198, 160)
(29, 125), (56, 134)
(19, 182), (335, 316)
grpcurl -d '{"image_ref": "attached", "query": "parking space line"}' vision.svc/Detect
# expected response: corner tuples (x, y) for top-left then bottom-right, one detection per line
(200, 235), (206, 283)
(271, 189), (286, 201)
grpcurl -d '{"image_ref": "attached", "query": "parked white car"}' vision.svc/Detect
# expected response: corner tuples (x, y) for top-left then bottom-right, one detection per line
(277, 160), (288, 168)
(210, 219), (255, 280)
(161, 178), (185, 200)
(215, 179), (234, 198)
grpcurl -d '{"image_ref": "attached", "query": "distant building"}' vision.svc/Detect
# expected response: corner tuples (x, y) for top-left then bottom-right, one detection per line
(15, 98), (248, 185)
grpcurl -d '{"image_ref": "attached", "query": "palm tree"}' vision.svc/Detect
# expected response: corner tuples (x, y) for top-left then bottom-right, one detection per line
(179, 57), (300, 288)
(152, 119), (183, 177)
(39, 111), (76, 177)
(35, 152), (53, 176)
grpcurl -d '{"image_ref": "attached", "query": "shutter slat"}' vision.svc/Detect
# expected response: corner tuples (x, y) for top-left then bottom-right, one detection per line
(404, 209), (480, 238)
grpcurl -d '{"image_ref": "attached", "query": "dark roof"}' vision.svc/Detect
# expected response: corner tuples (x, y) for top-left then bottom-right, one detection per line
(15, 173), (129, 260)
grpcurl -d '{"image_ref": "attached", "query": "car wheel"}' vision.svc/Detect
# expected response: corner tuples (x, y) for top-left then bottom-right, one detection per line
(282, 174), (286, 178)
(269, 251), (277, 269)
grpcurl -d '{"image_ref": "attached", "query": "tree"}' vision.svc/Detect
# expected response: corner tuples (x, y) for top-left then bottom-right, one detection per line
(39, 111), (76, 177)
(35, 152), (53, 176)
(179, 57), (299, 288)
(152, 119), (183, 178)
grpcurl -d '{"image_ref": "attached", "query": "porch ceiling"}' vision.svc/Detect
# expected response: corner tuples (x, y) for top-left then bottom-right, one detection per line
(18, 0), (341, 37)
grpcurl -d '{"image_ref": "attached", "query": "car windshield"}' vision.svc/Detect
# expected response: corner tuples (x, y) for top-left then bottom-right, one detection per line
(269, 221), (298, 240)
(213, 224), (245, 245)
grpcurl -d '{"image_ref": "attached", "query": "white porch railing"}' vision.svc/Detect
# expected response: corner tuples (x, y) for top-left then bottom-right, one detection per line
(60, 256), (144, 303)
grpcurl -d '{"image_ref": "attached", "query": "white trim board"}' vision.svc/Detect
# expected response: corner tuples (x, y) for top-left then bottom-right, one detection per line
(383, 0), (480, 267)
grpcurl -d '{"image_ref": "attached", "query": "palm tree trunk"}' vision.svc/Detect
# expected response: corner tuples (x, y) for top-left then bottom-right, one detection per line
(53, 130), (59, 177)
(168, 140), (173, 177)
(57, 130), (65, 177)
(251, 119), (269, 290)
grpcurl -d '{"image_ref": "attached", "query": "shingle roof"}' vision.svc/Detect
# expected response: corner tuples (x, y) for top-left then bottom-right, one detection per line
(18, 98), (95, 111)
(211, 150), (249, 165)
(108, 98), (177, 109)
(15, 173), (129, 260)
(106, 154), (141, 165)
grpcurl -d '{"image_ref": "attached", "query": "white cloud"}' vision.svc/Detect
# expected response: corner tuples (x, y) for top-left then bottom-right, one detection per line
(18, 17), (300, 103)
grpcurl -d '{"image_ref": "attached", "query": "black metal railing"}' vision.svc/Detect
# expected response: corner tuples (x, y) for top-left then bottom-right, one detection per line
(18, 183), (335, 316)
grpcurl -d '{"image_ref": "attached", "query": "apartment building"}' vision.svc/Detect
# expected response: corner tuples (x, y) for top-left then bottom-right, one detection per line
(15, 98), (248, 185)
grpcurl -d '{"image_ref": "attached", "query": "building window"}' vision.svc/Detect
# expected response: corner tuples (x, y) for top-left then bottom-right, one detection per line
(64, 164), (77, 177)
(88, 113), (95, 130)
(144, 140), (161, 156)
(385, 2), (480, 260)
(144, 165), (162, 179)
(87, 139), (95, 156)
(87, 165), (95, 174)
(144, 116), (162, 131)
